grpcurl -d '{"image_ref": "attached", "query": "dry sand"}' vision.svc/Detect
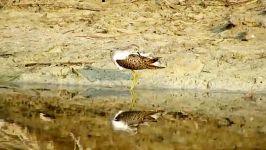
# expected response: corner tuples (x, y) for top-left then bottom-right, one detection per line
(0, 0), (266, 92)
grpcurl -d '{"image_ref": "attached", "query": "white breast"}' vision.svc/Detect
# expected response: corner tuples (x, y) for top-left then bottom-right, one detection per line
(112, 51), (131, 70)
(111, 110), (136, 133)
(112, 120), (130, 131)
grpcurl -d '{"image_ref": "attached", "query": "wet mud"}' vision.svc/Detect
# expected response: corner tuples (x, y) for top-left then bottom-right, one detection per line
(0, 84), (266, 149)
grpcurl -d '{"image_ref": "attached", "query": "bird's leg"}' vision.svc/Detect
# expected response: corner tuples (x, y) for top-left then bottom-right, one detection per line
(130, 70), (135, 90)
(130, 88), (138, 109)
(130, 71), (140, 108)
(135, 72), (140, 82)
(131, 70), (136, 90)
(131, 70), (140, 90)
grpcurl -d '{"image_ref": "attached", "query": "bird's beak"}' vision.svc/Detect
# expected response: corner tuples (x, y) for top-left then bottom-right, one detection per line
(109, 50), (114, 58)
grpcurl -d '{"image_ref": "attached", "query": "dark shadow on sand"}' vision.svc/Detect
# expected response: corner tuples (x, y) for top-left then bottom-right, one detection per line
(79, 67), (130, 81)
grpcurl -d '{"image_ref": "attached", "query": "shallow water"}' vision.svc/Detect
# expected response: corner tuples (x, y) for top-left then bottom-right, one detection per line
(0, 84), (266, 150)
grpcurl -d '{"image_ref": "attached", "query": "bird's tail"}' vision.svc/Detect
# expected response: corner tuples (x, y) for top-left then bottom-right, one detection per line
(149, 110), (166, 119)
(148, 65), (166, 69)
(148, 60), (166, 69)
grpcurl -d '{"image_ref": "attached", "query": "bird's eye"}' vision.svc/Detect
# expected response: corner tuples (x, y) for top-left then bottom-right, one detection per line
(114, 117), (119, 121)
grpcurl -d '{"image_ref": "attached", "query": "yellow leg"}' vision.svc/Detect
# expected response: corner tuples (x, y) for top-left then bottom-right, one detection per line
(130, 88), (139, 109)
(134, 72), (140, 87)
(130, 71), (135, 90)
(130, 70), (140, 108)
(130, 70), (140, 90)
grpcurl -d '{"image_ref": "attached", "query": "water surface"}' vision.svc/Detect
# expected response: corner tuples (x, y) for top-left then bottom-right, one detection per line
(0, 84), (266, 149)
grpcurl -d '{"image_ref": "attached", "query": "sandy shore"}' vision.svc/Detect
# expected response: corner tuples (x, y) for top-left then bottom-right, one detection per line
(0, 0), (265, 92)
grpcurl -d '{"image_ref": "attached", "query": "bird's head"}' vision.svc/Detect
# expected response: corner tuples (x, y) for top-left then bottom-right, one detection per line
(127, 44), (139, 51)
(113, 110), (124, 121)
(110, 44), (139, 53)
(109, 49), (117, 60)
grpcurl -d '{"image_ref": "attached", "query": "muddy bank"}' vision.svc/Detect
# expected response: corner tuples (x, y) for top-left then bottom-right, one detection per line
(0, 0), (266, 91)
(0, 86), (266, 149)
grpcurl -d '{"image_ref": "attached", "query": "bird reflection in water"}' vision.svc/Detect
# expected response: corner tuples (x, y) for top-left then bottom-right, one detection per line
(111, 110), (164, 134)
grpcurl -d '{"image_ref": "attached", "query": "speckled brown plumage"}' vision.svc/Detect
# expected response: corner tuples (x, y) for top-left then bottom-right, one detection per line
(116, 54), (164, 70)
(114, 110), (163, 126)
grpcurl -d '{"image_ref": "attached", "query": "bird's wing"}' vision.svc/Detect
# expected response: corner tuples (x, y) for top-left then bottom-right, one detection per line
(120, 111), (145, 125)
(126, 111), (160, 125)
(116, 54), (161, 70)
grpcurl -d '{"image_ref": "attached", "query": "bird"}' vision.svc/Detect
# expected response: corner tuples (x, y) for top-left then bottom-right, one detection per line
(111, 49), (165, 90)
(111, 110), (164, 133)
